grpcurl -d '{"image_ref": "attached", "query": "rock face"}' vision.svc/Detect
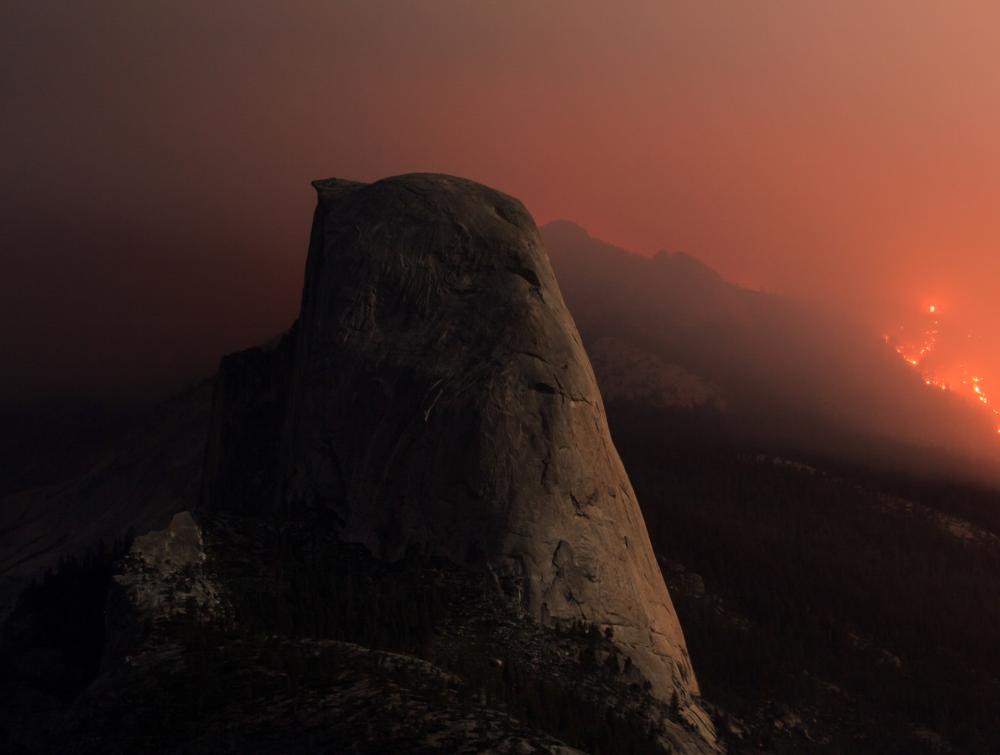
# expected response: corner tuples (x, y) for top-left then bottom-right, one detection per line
(203, 174), (702, 709)
(111, 511), (222, 625)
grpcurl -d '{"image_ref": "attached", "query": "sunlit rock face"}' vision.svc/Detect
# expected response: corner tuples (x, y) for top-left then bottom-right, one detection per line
(204, 173), (705, 715)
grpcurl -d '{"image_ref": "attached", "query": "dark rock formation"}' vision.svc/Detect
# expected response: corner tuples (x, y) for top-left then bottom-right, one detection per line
(203, 174), (706, 722)
(2, 174), (718, 753)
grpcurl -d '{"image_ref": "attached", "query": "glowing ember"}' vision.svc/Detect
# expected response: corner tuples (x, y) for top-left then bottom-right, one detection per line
(885, 304), (1000, 435)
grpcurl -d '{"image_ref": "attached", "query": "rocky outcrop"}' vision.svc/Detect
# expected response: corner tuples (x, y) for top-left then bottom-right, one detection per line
(202, 174), (709, 730)
(111, 511), (224, 626)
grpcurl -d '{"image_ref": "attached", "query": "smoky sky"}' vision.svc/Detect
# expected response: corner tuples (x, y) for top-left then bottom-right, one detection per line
(4, 1), (1000, 405)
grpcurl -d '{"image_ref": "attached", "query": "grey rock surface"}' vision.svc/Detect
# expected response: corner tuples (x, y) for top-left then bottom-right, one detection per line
(206, 173), (706, 720)
(112, 511), (224, 625)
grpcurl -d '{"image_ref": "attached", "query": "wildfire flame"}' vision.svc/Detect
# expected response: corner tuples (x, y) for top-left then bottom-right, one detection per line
(885, 304), (1000, 435)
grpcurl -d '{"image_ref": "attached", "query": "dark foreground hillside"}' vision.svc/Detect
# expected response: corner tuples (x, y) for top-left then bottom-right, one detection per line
(0, 511), (695, 754)
(7, 397), (999, 753)
(610, 402), (1000, 754)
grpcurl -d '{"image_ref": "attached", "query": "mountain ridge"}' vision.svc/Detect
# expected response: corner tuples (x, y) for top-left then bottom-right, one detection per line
(541, 219), (1000, 481)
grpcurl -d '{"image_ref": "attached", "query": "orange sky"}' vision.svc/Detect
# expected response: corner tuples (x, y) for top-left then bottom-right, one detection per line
(3, 1), (1000, 402)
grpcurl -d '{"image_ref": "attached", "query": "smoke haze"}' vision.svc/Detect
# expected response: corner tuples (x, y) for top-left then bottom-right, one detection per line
(543, 221), (1000, 479)
(4, 1), (1000, 408)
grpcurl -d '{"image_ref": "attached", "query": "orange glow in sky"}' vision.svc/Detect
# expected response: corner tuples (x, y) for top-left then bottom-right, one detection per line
(5, 2), (1000, 404)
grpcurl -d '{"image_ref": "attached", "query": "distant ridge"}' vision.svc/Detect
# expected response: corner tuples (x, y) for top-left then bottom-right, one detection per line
(542, 220), (1000, 480)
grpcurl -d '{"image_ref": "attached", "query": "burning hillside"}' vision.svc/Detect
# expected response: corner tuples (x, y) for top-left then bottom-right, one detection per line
(886, 304), (1000, 434)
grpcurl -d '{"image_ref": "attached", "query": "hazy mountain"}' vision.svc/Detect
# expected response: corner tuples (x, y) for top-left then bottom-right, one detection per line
(542, 220), (1000, 479)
